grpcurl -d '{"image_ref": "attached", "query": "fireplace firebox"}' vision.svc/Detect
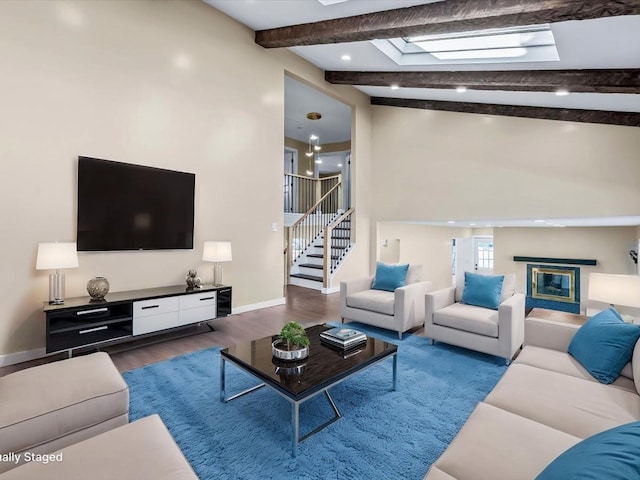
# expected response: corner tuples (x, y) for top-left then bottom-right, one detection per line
(526, 264), (581, 313)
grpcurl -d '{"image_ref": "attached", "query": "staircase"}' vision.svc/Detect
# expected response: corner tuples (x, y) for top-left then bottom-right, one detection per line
(289, 215), (353, 291)
(284, 173), (354, 293)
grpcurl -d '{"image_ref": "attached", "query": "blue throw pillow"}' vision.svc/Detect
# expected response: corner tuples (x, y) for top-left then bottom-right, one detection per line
(568, 308), (640, 384)
(371, 262), (409, 292)
(536, 421), (640, 480)
(461, 272), (504, 310)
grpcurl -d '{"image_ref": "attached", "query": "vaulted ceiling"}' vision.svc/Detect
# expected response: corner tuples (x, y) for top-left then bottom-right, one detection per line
(205, 0), (640, 127)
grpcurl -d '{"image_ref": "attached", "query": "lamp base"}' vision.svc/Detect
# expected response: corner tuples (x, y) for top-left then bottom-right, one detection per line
(213, 263), (223, 287)
(49, 271), (65, 304)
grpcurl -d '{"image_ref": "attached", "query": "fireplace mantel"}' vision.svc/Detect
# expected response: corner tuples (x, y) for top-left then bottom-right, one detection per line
(513, 256), (596, 266)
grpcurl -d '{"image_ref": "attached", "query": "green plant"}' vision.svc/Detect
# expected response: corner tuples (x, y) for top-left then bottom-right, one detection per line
(278, 321), (310, 349)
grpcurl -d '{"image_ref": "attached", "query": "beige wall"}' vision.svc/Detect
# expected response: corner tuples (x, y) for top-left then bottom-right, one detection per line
(0, 0), (372, 359)
(371, 106), (640, 222)
(494, 227), (638, 312)
(376, 223), (472, 290)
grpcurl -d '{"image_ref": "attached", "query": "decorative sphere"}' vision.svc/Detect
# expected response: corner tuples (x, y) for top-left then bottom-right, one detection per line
(87, 276), (110, 300)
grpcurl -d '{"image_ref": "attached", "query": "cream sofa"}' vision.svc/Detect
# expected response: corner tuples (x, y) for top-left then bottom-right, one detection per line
(341, 265), (433, 339)
(424, 314), (640, 480)
(0, 352), (197, 479)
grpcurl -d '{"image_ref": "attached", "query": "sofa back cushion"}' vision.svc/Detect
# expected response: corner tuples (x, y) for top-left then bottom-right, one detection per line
(568, 308), (640, 384)
(633, 339), (640, 394)
(406, 264), (422, 285)
(536, 421), (640, 480)
(456, 272), (515, 303)
(461, 272), (505, 310)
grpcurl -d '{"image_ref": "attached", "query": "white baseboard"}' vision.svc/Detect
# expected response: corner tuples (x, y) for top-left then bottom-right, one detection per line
(0, 347), (47, 367)
(232, 297), (286, 314)
(321, 286), (340, 294)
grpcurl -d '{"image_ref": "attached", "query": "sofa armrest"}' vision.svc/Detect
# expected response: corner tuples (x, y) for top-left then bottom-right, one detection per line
(497, 293), (525, 359)
(395, 281), (433, 331)
(340, 276), (374, 315)
(425, 287), (455, 318)
(524, 316), (581, 352)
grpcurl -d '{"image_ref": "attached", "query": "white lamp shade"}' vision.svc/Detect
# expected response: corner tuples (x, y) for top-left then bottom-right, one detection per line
(202, 241), (232, 262)
(588, 273), (640, 308)
(36, 242), (79, 270)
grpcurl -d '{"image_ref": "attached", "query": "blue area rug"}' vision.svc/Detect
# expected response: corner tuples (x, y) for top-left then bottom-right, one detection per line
(123, 323), (507, 479)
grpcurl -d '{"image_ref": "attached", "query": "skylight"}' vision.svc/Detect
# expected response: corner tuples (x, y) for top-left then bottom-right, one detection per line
(371, 24), (559, 65)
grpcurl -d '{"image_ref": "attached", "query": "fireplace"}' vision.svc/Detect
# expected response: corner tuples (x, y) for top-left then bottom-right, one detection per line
(526, 264), (581, 313)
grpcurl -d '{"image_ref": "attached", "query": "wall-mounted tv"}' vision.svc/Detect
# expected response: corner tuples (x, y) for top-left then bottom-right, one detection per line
(77, 156), (195, 251)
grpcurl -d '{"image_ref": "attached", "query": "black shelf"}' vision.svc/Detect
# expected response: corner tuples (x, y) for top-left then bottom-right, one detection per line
(44, 284), (232, 355)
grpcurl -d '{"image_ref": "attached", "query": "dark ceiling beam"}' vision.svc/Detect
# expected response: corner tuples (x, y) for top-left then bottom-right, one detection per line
(325, 69), (640, 94)
(371, 97), (640, 127)
(255, 0), (640, 48)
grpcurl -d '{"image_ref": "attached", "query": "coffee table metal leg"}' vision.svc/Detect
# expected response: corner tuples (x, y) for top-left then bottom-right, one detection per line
(219, 356), (266, 402)
(220, 356), (226, 402)
(392, 353), (397, 391)
(292, 402), (299, 457)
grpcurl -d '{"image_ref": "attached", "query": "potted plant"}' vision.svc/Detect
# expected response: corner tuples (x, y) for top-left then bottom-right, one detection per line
(272, 321), (310, 361)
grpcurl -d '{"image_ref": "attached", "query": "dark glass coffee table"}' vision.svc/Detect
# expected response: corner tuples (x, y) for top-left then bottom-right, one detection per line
(220, 324), (398, 456)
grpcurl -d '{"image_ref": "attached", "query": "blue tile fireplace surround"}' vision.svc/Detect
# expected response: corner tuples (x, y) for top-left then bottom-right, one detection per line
(525, 264), (581, 313)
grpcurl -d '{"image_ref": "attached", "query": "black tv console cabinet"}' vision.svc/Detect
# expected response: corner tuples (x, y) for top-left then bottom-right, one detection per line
(44, 285), (232, 356)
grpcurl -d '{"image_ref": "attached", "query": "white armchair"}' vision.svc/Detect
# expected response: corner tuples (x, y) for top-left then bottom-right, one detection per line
(424, 274), (525, 363)
(340, 265), (433, 339)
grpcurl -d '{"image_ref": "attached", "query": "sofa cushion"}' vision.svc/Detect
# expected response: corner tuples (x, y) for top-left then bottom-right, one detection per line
(515, 345), (636, 393)
(536, 421), (640, 480)
(634, 339), (640, 395)
(429, 402), (580, 480)
(568, 308), (640, 384)
(485, 363), (640, 439)
(346, 289), (395, 315)
(0, 415), (198, 480)
(455, 272), (515, 303)
(0, 352), (128, 461)
(434, 303), (498, 338)
(371, 262), (409, 292)
(461, 272), (504, 310)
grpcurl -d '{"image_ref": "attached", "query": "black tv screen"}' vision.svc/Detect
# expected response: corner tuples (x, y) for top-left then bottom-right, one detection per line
(77, 157), (195, 251)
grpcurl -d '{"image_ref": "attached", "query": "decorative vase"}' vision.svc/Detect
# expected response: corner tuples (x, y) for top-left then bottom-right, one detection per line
(87, 276), (110, 301)
(272, 339), (309, 361)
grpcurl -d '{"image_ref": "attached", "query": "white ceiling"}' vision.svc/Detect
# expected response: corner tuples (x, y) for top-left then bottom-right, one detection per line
(205, 0), (640, 113)
(284, 76), (351, 144)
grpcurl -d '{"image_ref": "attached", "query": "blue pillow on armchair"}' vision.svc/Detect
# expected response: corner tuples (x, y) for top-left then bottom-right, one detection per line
(568, 307), (640, 384)
(461, 272), (505, 310)
(536, 421), (640, 480)
(371, 262), (409, 292)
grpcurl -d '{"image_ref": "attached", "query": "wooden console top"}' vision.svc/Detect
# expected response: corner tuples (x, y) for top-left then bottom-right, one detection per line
(526, 307), (588, 326)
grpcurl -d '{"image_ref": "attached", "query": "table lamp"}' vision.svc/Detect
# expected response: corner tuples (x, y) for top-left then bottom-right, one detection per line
(203, 241), (232, 286)
(588, 272), (640, 321)
(36, 242), (79, 304)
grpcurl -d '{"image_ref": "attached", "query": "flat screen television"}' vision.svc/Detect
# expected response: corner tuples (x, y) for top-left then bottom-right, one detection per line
(77, 156), (195, 251)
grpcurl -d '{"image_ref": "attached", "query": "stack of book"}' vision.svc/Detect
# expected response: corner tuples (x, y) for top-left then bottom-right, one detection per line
(320, 327), (367, 350)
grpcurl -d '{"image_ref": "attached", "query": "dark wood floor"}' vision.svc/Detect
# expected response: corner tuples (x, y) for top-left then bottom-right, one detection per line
(1, 286), (349, 375)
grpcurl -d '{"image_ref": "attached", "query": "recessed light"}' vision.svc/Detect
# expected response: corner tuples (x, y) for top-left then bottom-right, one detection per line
(534, 219), (545, 223)
(309, 134), (318, 140)
(485, 225), (492, 227)
(447, 220), (456, 224)
(390, 84), (400, 90)
(337, 163), (342, 167)
(341, 54), (351, 61)
(469, 223), (477, 226)
(456, 86), (467, 93)
(555, 89), (570, 96)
